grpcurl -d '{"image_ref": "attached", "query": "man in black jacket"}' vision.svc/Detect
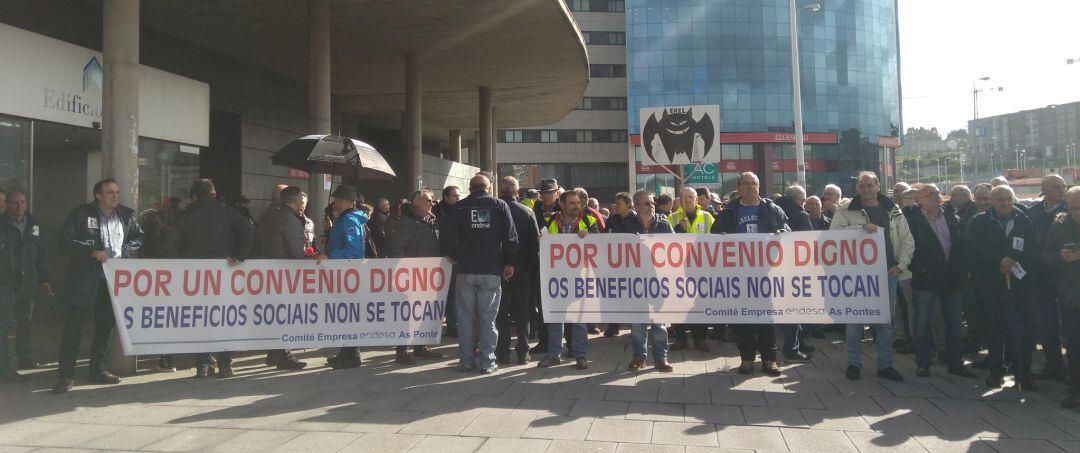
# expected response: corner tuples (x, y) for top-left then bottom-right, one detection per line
(443, 175), (518, 373)
(433, 186), (460, 336)
(529, 178), (561, 353)
(712, 172), (790, 377)
(495, 176), (539, 365)
(162, 179), (256, 378)
(52, 179), (144, 394)
(772, 184), (814, 361)
(1026, 175), (1068, 380)
(0, 211), (26, 383)
(4, 191), (52, 370)
(1043, 186), (1080, 408)
(903, 185), (976, 379)
(967, 185), (1039, 391)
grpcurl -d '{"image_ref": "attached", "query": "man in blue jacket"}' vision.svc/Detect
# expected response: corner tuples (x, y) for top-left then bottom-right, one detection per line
(443, 175), (518, 374)
(323, 185), (369, 370)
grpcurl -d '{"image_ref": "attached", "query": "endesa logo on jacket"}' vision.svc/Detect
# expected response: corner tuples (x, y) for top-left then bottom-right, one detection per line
(470, 209), (492, 229)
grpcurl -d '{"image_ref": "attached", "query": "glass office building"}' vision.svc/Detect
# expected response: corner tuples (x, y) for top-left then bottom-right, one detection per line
(627, 0), (901, 196)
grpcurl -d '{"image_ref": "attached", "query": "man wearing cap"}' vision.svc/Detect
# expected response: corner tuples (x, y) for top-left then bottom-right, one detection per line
(530, 178), (562, 353)
(324, 185), (370, 370)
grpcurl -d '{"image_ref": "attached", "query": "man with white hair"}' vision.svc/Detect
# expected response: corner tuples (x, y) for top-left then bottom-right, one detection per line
(1026, 174), (1068, 380)
(772, 184), (813, 360)
(967, 185), (1039, 391)
(830, 171), (912, 382)
(1042, 186), (1080, 407)
(892, 182), (912, 206)
(821, 184), (843, 219)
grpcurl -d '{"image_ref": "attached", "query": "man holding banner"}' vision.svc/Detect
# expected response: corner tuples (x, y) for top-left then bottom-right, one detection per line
(162, 179), (256, 378)
(830, 171), (911, 382)
(611, 190), (674, 372)
(712, 172), (789, 377)
(669, 187), (713, 353)
(537, 190), (599, 370)
(324, 185), (369, 370)
(52, 179), (144, 394)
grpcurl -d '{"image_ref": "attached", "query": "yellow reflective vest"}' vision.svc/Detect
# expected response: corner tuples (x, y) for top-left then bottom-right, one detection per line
(669, 208), (714, 234)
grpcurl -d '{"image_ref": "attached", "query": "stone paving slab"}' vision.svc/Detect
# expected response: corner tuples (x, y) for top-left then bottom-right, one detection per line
(2, 333), (1079, 453)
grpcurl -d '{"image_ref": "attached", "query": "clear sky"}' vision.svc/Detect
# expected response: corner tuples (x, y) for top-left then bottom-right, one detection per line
(898, 0), (1080, 134)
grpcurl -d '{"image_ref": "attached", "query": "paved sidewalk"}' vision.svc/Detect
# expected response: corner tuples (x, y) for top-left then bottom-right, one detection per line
(1, 332), (1078, 452)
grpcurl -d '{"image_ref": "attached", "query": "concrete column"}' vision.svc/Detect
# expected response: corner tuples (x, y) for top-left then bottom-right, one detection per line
(448, 129), (462, 162)
(490, 107), (498, 178)
(479, 87), (493, 172)
(472, 131), (481, 166)
(307, 0), (331, 219)
(102, 0), (140, 376)
(405, 53), (423, 190)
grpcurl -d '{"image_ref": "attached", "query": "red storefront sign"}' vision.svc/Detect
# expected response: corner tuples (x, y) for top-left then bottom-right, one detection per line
(719, 132), (837, 144)
(877, 136), (901, 148)
(770, 160), (830, 172)
(288, 168), (309, 180)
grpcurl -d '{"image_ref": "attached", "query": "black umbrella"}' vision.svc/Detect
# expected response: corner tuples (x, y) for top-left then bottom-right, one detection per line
(271, 134), (396, 181)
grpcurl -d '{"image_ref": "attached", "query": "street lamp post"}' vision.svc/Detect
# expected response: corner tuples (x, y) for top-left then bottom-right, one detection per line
(789, 1), (821, 187)
(972, 76), (1003, 181)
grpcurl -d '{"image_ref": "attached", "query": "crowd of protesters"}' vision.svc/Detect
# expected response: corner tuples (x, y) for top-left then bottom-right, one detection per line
(0, 169), (1078, 410)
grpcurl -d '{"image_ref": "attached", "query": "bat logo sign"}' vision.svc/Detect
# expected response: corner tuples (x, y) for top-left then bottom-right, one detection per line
(642, 107), (715, 165)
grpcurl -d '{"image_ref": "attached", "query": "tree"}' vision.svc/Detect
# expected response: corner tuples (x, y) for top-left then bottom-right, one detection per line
(905, 126), (942, 142)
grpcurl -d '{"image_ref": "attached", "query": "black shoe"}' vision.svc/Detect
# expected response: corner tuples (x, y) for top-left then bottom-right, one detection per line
(277, 357), (307, 371)
(156, 356), (176, 372)
(51, 378), (74, 394)
(603, 324), (620, 338)
(0, 369), (29, 383)
(916, 367), (930, 378)
(846, 365), (861, 381)
(877, 367), (904, 382)
(948, 367), (977, 378)
(1063, 394), (1080, 409)
(1014, 379), (1040, 392)
(264, 352), (280, 367)
(517, 352), (531, 365)
(784, 351), (811, 363)
(892, 338), (908, 350)
(986, 375), (1005, 388)
(1032, 367), (1066, 381)
(529, 343), (548, 355)
(17, 359), (39, 370)
(89, 371), (121, 385)
(327, 355), (361, 370)
(799, 344), (816, 354)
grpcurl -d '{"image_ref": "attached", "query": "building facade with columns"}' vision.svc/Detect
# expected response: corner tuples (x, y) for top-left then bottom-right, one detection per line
(0, 0), (589, 369)
(496, 0), (631, 203)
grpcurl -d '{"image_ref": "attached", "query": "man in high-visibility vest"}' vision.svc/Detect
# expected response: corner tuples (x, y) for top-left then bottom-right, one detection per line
(668, 186), (713, 352)
(537, 190), (600, 370)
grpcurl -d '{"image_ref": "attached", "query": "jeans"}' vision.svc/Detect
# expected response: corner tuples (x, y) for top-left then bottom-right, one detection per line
(1062, 309), (1080, 393)
(496, 271), (531, 359)
(14, 291), (34, 360)
(846, 275), (897, 371)
(734, 324), (778, 362)
(547, 323), (588, 359)
(455, 273), (502, 370)
(196, 352), (233, 370)
(630, 323), (668, 362)
(0, 288), (15, 374)
(913, 290), (963, 369)
(780, 324), (805, 356)
(1033, 283), (1063, 370)
(58, 285), (116, 379)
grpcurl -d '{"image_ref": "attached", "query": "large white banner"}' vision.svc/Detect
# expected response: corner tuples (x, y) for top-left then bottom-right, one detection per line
(103, 258), (451, 355)
(541, 231), (890, 324)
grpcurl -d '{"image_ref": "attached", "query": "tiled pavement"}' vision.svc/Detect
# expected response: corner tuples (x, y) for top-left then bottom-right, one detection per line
(1, 332), (1078, 453)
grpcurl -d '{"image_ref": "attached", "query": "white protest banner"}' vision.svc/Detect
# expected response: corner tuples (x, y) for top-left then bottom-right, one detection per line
(540, 230), (890, 324)
(102, 258), (450, 355)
